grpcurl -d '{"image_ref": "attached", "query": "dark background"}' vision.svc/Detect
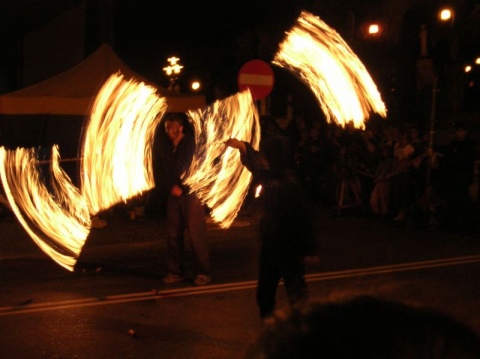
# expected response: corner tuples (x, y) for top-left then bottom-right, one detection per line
(1, 0), (480, 126)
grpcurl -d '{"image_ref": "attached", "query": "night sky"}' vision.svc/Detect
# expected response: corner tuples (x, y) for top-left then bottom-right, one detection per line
(1, 0), (479, 115)
(0, 0), (304, 94)
(110, 0), (302, 91)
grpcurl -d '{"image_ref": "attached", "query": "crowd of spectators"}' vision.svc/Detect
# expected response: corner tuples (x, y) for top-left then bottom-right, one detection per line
(281, 115), (478, 234)
(1, 115), (478, 236)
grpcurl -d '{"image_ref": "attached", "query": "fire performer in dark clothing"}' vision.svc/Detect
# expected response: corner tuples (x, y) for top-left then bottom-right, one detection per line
(226, 135), (317, 320)
(157, 113), (211, 286)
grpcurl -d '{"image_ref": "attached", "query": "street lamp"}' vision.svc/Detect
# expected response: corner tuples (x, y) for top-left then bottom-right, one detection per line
(368, 23), (380, 35)
(190, 80), (201, 91)
(163, 56), (183, 91)
(438, 7), (454, 23)
(436, 6), (458, 125)
(361, 21), (384, 39)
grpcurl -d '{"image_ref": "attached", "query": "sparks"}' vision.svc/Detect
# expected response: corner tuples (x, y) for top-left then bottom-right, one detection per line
(273, 11), (387, 129)
(185, 90), (261, 228)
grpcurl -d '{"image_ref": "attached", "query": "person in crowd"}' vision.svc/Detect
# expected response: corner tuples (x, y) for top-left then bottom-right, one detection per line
(436, 122), (476, 235)
(284, 115), (308, 152)
(390, 130), (416, 222)
(382, 124), (401, 151)
(408, 125), (426, 156)
(296, 121), (328, 203)
(370, 145), (395, 218)
(334, 123), (365, 212)
(319, 123), (343, 206)
(407, 125), (429, 200)
(248, 295), (480, 359)
(354, 127), (382, 209)
(225, 135), (317, 320)
(157, 113), (211, 286)
(402, 125), (437, 229)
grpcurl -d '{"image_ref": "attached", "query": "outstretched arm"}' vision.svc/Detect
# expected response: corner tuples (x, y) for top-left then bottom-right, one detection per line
(225, 138), (269, 176)
(225, 138), (247, 155)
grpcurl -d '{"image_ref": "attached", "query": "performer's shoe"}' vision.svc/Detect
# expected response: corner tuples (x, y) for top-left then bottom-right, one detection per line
(162, 273), (186, 284)
(193, 274), (212, 286)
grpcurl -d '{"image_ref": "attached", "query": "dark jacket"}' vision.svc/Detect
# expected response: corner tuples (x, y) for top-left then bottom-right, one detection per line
(442, 138), (475, 190)
(157, 131), (195, 193)
(241, 137), (317, 258)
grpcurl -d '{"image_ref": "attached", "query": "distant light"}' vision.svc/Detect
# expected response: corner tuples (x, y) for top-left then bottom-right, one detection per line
(254, 184), (262, 198)
(476, 57), (480, 65)
(439, 8), (453, 22)
(191, 81), (201, 91)
(465, 65), (472, 73)
(163, 57), (183, 76)
(368, 24), (380, 35)
(363, 22), (383, 39)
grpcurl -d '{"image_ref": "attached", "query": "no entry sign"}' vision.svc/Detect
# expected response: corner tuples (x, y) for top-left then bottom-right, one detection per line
(237, 59), (274, 100)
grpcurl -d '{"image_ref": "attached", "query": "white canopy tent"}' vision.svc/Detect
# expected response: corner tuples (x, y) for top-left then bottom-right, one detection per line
(0, 43), (205, 115)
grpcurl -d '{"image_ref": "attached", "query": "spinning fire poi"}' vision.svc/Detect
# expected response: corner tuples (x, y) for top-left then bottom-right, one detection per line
(273, 11), (386, 129)
(0, 11), (387, 270)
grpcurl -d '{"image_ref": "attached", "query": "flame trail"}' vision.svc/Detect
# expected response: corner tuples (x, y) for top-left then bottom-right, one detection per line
(0, 146), (90, 271)
(273, 11), (386, 129)
(81, 73), (167, 214)
(0, 73), (167, 270)
(185, 90), (260, 228)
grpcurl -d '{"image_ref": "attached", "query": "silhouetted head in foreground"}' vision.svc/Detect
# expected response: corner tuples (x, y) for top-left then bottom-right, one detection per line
(248, 296), (480, 359)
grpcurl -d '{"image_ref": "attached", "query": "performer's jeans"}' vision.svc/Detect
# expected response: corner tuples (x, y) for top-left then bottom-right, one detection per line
(256, 245), (308, 319)
(166, 193), (210, 276)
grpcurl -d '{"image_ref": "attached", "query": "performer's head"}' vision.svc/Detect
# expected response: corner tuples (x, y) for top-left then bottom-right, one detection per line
(164, 113), (185, 143)
(250, 295), (480, 359)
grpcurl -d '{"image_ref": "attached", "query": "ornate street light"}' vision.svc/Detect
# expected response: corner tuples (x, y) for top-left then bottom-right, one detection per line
(163, 56), (183, 91)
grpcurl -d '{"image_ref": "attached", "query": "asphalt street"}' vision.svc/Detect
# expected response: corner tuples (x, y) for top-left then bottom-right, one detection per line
(0, 202), (479, 358)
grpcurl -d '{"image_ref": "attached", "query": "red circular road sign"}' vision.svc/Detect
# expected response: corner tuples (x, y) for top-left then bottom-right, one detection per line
(237, 59), (275, 100)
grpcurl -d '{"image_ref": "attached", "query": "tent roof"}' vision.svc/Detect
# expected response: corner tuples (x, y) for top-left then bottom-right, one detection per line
(0, 43), (205, 115)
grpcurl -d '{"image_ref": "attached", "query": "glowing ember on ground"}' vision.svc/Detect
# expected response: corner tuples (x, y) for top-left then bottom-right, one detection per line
(185, 90), (260, 228)
(80, 73), (167, 214)
(273, 11), (387, 129)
